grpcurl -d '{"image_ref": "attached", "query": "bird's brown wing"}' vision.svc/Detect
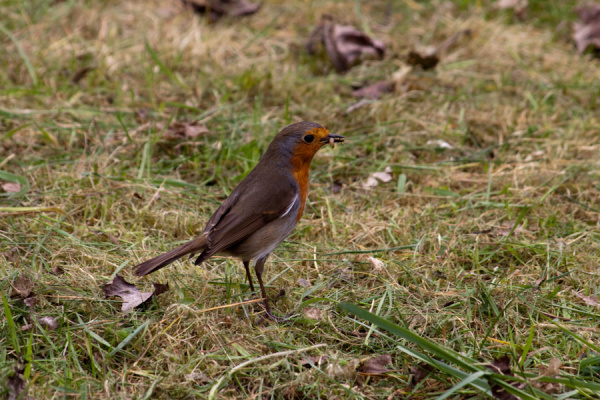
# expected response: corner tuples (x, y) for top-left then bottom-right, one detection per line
(194, 178), (298, 264)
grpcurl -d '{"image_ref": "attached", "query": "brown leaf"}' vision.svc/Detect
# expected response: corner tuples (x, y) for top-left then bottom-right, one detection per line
(352, 81), (394, 99)
(486, 355), (527, 400)
(102, 275), (168, 312)
(309, 15), (385, 73)
(162, 120), (210, 140)
(572, 290), (600, 307)
(407, 50), (439, 70)
(38, 316), (59, 330)
(181, 0), (260, 21)
(299, 355), (328, 368)
(304, 307), (323, 321)
(70, 66), (94, 84)
(23, 296), (38, 308)
(357, 354), (392, 375)
(408, 29), (471, 70)
(367, 256), (385, 272)
(410, 362), (434, 388)
(1, 182), (21, 193)
(50, 266), (65, 276)
(574, 3), (600, 54)
(12, 274), (34, 299)
(297, 278), (311, 287)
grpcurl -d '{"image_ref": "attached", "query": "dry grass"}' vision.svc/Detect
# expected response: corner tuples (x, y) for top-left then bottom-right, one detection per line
(1, 0), (600, 398)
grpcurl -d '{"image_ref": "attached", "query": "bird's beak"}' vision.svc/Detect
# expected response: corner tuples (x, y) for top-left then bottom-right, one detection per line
(320, 134), (345, 148)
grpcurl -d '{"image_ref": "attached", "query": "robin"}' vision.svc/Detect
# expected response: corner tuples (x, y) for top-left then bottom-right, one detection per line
(133, 121), (344, 319)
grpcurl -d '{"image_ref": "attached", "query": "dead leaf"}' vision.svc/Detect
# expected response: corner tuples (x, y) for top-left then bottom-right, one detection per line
(162, 120), (210, 140)
(407, 49), (439, 70)
(299, 355), (328, 368)
(352, 81), (394, 99)
(304, 307), (323, 320)
(308, 15), (385, 73)
(532, 357), (563, 393)
(325, 358), (359, 379)
(495, 0), (528, 19)
(363, 166), (392, 189)
(408, 29), (471, 70)
(184, 372), (210, 383)
(50, 266), (65, 276)
(2, 182), (21, 193)
(486, 355), (527, 400)
(23, 296), (38, 308)
(102, 275), (169, 312)
(181, 0), (260, 21)
(574, 3), (600, 54)
(8, 365), (31, 400)
(357, 354), (393, 375)
(367, 256), (384, 272)
(572, 290), (600, 307)
(410, 362), (434, 388)
(38, 316), (59, 330)
(426, 139), (453, 149)
(12, 274), (34, 299)
(70, 66), (94, 84)
(298, 278), (311, 287)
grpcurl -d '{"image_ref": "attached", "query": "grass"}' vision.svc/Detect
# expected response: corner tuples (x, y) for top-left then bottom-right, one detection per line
(1, 0), (600, 398)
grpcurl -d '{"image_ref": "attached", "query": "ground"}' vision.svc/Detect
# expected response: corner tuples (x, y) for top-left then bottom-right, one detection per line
(1, 0), (600, 398)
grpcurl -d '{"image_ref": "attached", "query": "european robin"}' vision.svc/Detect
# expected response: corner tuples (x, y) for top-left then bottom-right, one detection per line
(133, 121), (344, 319)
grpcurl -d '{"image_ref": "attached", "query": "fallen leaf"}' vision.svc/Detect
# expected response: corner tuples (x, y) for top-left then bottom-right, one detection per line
(572, 290), (600, 307)
(181, 0), (260, 21)
(538, 357), (561, 377)
(2, 182), (21, 193)
(308, 15), (385, 73)
(162, 120), (210, 140)
(363, 166), (393, 189)
(426, 139), (453, 149)
(345, 98), (373, 114)
(102, 275), (169, 312)
(23, 296), (38, 308)
(486, 355), (527, 400)
(410, 362), (434, 388)
(11, 274), (34, 299)
(70, 66), (94, 84)
(352, 81), (394, 99)
(357, 354), (393, 375)
(38, 316), (59, 330)
(408, 29), (471, 70)
(50, 266), (65, 276)
(495, 0), (528, 19)
(573, 3), (600, 54)
(407, 49), (439, 70)
(325, 358), (359, 379)
(184, 372), (210, 383)
(367, 256), (384, 272)
(7, 365), (31, 400)
(304, 307), (323, 320)
(298, 278), (311, 287)
(299, 355), (328, 368)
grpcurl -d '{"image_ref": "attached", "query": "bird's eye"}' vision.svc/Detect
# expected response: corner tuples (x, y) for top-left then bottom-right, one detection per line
(303, 135), (314, 143)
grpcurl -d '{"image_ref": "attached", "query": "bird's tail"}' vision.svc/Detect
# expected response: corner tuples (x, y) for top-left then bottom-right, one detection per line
(133, 235), (208, 276)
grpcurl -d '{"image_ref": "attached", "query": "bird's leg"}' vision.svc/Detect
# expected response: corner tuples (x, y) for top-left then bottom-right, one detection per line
(254, 256), (282, 321)
(242, 260), (255, 293)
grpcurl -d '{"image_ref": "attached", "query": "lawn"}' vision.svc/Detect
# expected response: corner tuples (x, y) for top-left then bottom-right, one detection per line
(1, 0), (600, 398)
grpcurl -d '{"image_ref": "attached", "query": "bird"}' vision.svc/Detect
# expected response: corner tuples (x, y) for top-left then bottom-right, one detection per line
(133, 121), (344, 320)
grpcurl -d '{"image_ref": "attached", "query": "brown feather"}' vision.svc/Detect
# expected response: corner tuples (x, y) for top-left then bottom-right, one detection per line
(133, 235), (208, 276)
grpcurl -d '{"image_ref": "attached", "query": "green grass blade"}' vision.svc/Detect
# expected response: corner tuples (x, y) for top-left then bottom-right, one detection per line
(2, 293), (20, 353)
(108, 321), (149, 357)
